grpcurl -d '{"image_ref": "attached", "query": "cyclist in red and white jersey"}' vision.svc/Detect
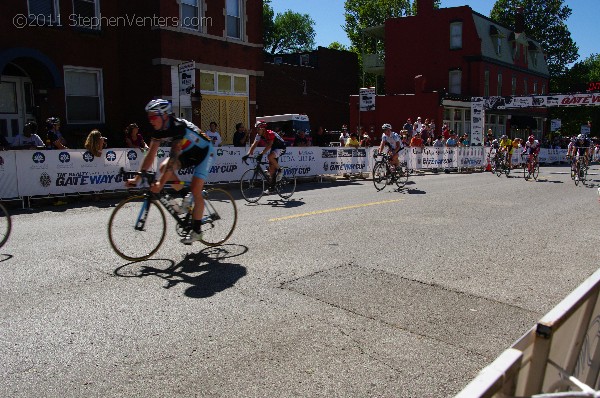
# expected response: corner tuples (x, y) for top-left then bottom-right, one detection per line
(377, 123), (403, 169)
(243, 121), (287, 192)
(523, 135), (540, 156)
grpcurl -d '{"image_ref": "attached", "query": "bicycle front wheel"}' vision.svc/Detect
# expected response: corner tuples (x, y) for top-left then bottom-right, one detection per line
(108, 196), (166, 261)
(240, 169), (265, 203)
(0, 203), (11, 249)
(199, 188), (237, 246)
(395, 167), (409, 188)
(532, 163), (540, 180)
(276, 167), (296, 199)
(372, 162), (388, 191)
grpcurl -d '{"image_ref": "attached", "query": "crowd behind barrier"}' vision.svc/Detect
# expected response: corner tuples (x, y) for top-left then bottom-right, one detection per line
(0, 146), (575, 200)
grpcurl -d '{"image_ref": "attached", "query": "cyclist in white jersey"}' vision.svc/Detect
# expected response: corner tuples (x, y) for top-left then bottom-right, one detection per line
(377, 123), (403, 169)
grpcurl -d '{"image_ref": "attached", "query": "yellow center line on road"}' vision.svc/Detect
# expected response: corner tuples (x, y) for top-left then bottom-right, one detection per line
(268, 199), (404, 222)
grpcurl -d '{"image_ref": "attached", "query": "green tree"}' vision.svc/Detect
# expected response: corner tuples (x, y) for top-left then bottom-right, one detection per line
(550, 54), (600, 136)
(328, 41), (349, 51)
(263, 9), (316, 54)
(490, 0), (578, 77)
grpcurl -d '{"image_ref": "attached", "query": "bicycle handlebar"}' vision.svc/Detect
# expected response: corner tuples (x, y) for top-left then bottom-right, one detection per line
(120, 167), (156, 185)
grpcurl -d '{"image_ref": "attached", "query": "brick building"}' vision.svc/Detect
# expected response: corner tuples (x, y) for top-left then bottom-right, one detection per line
(351, 0), (550, 142)
(0, 0), (263, 146)
(259, 46), (359, 135)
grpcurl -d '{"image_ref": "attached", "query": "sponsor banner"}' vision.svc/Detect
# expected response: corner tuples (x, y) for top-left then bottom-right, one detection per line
(409, 147), (459, 169)
(15, 149), (136, 196)
(359, 87), (376, 111)
(0, 151), (18, 199)
(319, 147), (368, 174)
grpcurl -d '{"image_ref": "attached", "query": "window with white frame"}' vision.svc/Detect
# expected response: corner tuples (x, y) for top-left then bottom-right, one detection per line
(64, 67), (104, 123)
(523, 78), (528, 95)
(449, 70), (462, 94)
(200, 71), (248, 96)
(226, 0), (243, 39)
(541, 83), (546, 95)
(497, 72), (503, 96)
(181, 0), (201, 30)
(511, 76), (517, 95)
(28, 0), (60, 23)
(72, 0), (100, 29)
(533, 81), (538, 95)
(450, 22), (462, 50)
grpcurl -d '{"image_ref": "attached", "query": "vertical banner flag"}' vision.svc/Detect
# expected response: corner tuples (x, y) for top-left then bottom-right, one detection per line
(359, 87), (376, 111)
(179, 61), (196, 94)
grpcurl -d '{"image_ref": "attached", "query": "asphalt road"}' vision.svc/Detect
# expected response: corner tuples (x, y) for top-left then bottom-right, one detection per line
(1, 165), (599, 397)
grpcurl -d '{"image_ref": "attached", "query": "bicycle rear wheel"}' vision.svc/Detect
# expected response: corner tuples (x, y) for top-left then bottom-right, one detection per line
(495, 160), (503, 177)
(240, 169), (265, 203)
(199, 188), (237, 246)
(372, 162), (388, 191)
(108, 196), (166, 261)
(0, 203), (11, 249)
(276, 167), (296, 199)
(574, 163), (581, 186)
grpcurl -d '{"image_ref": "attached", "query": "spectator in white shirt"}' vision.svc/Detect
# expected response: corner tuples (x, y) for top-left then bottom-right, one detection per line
(206, 121), (222, 147)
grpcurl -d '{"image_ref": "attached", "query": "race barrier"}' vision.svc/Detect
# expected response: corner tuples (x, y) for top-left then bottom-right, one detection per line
(0, 146), (573, 199)
(458, 267), (600, 397)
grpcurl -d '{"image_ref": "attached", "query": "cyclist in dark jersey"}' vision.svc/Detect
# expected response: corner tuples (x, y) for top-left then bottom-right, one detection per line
(126, 99), (214, 244)
(242, 121), (287, 192)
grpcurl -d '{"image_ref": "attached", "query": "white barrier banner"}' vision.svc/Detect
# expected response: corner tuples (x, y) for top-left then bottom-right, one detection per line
(318, 147), (368, 175)
(0, 151), (18, 199)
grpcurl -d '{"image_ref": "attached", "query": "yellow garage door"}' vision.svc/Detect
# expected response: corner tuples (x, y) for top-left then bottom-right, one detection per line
(199, 95), (248, 145)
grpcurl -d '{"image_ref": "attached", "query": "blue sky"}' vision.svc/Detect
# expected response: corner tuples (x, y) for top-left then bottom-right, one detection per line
(270, 0), (598, 63)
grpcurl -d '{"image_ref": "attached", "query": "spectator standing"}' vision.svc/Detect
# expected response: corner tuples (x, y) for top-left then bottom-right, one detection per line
(410, 132), (424, 148)
(403, 118), (413, 137)
(233, 123), (249, 147)
(445, 132), (458, 147)
(84, 129), (107, 157)
(294, 130), (310, 147)
(413, 117), (423, 137)
(430, 119), (436, 137)
(433, 136), (445, 147)
(45, 117), (68, 149)
(442, 124), (450, 140)
(339, 125), (349, 146)
(311, 126), (326, 147)
(360, 131), (372, 147)
(421, 123), (430, 145)
(12, 121), (44, 149)
(124, 123), (148, 150)
(206, 121), (222, 147)
(346, 133), (360, 148)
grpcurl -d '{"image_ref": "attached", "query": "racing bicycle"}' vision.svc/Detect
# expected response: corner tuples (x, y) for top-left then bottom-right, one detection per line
(491, 150), (511, 177)
(108, 169), (237, 261)
(571, 155), (588, 186)
(240, 156), (296, 203)
(0, 202), (11, 249)
(523, 152), (540, 181)
(372, 152), (409, 191)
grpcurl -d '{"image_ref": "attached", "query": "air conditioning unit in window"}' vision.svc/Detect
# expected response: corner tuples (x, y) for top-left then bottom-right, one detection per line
(300, 54), (309, 66)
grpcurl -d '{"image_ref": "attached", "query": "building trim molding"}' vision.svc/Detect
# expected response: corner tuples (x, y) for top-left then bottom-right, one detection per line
(152, 58), (264, 76)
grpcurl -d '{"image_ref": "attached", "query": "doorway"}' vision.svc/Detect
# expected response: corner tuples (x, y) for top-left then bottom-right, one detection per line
(0, 76), (35, 143)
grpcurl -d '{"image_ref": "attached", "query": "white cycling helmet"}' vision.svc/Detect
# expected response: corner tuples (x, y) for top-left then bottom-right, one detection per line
(577, 133), (585, 140)
(145, 99), (172, 115)
(381, 123), (392, 130)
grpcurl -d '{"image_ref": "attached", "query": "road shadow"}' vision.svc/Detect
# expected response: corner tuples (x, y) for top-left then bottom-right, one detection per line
(113, 244), (248, 298)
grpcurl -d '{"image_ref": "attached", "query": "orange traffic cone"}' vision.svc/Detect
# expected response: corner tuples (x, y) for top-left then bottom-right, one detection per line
(485, 158), (492, 172)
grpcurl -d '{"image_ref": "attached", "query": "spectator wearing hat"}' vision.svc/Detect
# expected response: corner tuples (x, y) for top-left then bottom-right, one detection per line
(45, 117), (67, 149)
(339, 125), (349, 146)
(413, 117), (423, 137)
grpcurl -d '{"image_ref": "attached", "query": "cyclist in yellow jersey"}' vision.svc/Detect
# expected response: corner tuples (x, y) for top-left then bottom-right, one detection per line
(499, 134), (513, 168)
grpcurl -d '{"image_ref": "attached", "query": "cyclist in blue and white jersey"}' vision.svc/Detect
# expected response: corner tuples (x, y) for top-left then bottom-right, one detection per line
(126, 99), (214, 244)
(377, 123), (403, 169)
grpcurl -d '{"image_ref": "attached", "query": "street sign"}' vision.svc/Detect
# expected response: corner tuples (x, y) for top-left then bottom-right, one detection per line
(359, 87), (375, 111)
(179, 61), (195, 94)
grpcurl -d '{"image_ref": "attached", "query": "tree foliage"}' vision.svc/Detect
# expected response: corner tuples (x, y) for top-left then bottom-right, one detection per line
(550, 54), (600, 136)
(490, 0), (578, 77)
(328, 41), (350, 51)
(263, 3), (316, 54)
